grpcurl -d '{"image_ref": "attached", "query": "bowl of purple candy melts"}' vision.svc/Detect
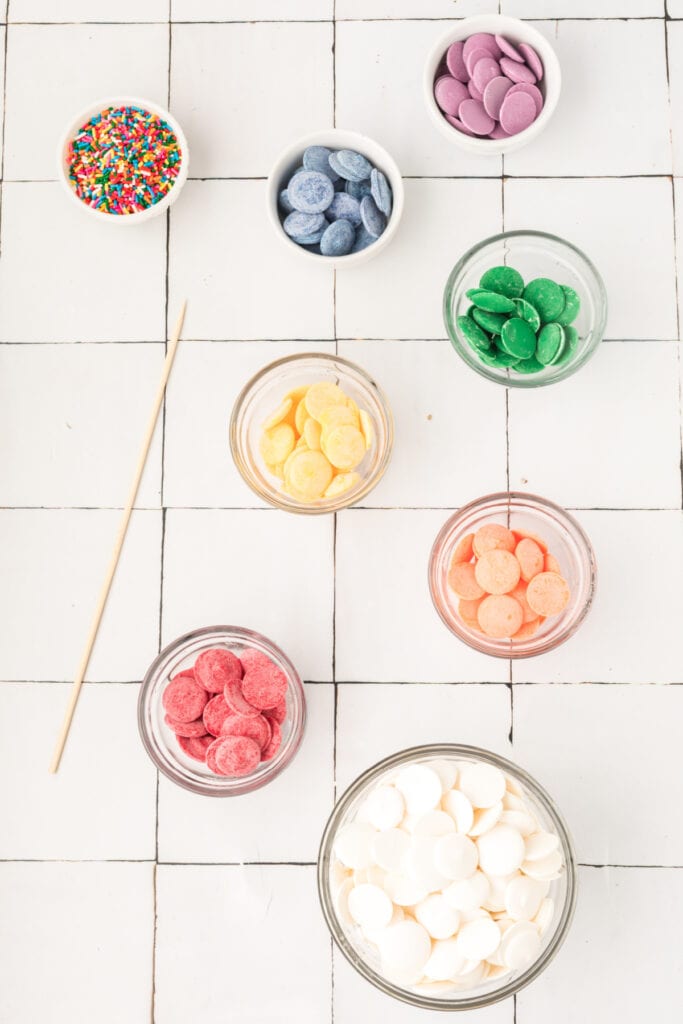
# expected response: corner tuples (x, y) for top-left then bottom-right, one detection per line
(424, 15), (561, 155)
(266, 129), (405, 267)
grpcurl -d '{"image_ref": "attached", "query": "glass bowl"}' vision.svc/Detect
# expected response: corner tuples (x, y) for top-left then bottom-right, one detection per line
(230, 352), (393, 514)
(444, 231), (607, 387)
(138, 625), (305, 797)
(318, 744), (577, 1011)
(429, 492), (596, 659)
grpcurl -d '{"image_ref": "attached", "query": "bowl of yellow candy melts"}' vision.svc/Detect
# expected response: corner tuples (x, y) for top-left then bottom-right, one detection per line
(230, 352), (394, 514)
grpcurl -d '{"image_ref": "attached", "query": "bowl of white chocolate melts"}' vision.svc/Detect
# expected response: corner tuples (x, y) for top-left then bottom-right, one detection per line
(318, 744), (576, 1010)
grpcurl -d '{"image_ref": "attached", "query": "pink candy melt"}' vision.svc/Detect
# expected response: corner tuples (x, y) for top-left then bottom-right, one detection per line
(163, 646), (286, 776)
(459, 99), (495, 136)
(499, 91), (537, 135)
(483, 76), (513, 119)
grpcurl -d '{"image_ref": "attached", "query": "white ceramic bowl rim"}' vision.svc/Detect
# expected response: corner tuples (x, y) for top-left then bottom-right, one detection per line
(56, 94), (190, 224)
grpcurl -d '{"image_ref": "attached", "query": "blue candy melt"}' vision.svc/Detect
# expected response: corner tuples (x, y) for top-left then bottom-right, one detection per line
(303, 145), (339, 182)
(320, 219), (355, 257)
(351, 224), (375, 254)
(345, 178), (372, 200)
(283, 210), (327, 238)
(279, 189), (295, 214)
(326, 192), (362, 227)
(360, 195), (387, 238)
(328, 149), (373, 182)
(370, 168), (392, 217)
(287, 170), (334, 214)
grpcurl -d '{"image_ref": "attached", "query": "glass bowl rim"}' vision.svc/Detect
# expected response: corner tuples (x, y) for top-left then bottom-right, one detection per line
(137, 623), (306, 797)
(428, 490), (597, 659)
(317, 742), (578, 1011)
(229, 350), (394, 515)
(443, 229), (608, 389)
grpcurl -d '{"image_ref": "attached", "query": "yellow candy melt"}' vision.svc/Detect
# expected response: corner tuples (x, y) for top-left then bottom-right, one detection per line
(304, 417), (322, 451)
(322, 424), (366, 471)
(359, 409), (374, 451)
(285, 449), (333, 499)
(304, 381), (346, 421)
(324, 472), (361, 499)
(318, 405), (357, 433)
(259, 422), (295, 465)
(262, 397), (293, 432)
(294, 398), (310, 434)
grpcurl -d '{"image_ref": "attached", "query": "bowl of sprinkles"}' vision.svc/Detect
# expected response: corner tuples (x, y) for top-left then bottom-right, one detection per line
(58, 96), (188, 223)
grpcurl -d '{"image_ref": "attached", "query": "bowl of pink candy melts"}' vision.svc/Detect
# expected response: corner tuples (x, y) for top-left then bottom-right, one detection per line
(424, 15), (561, 155)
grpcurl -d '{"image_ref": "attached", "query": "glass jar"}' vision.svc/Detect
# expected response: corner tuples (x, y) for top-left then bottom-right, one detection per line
(138, 625), (305, 797)
(318, 744), (577, 1011)
(429, 492), (596, 659)
(230, 352), (393, 514)
(444, 230), (607, 387)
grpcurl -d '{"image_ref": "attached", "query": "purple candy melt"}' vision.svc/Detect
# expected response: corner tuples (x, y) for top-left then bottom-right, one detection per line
(462, 32), (501, 62)
(508, 82), (544, 116)
(434, 75), (469, 115)
(483, 76), (514, 120)
(495, 34), (524, 63)
(472, 56), (501, 94)
(445, 114), (476, 137)
(500, 56), (537, 85)
(518, 43), (544, 81)
(458, 98), (495, 136)
(467, 78), (483, 102)
(446, 40), (469, 82)
(499, 90), (537, 135)
(464, 46), (492, 77)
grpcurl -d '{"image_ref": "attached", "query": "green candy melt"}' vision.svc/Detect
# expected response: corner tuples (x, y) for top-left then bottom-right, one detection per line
(514, 356), (545, 374)
(457, 315), (492, 354)
(536, 322), (566, 365)
(511, 297), (541, 332)
(466, 289), (516, 314)
(556, 285), (581, 326)
(499, 317), (537, 360)
(472, 308), (507, 335)
(478, 348), (521, 368)
(522, 278), (566, 323)
(479, 265), (524, 299)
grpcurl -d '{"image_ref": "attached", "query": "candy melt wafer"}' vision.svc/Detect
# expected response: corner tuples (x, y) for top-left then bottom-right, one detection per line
(328, 753), (566, 995)
(259, 379), (373, 503)
(160, 646), (289, 777)
(447, 523), (571, 640)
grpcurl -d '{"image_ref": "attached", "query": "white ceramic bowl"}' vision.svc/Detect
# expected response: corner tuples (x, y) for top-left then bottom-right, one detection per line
(423, 16), (561, 156)
(266, 128), (405, 269)
(57, 95), (189, 224)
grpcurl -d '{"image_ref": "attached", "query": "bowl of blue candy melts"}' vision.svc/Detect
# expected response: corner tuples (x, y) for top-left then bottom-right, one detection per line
(267, 129), (404, 267)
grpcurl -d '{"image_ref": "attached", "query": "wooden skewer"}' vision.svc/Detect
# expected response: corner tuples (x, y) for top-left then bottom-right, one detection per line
(49, 301), (187, 774)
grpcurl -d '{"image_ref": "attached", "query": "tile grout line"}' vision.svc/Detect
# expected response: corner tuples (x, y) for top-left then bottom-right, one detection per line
(664, 19), (683, 508)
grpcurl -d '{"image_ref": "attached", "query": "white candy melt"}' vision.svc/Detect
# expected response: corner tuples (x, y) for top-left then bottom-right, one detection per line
(415, 894), (461, 940)
(534, 897), (555, 934)
(348, 883), (393, 930)
(477, 825), (526, 876)
(459, 763), (506, 808)
(525, 831), (560, 862)
(522, 848), (563, 881)
(504, 876), (548, 922)
(443, 870), (491, 912)
(456, 917), (501, 961)
(378, 919), (432, 974)
(362, 785), (405, 830)
(468, 802), (503, 837)
(423, 938), (466, 981)
(442, 788), (474, 833)
(334, 821), (376, 869)
(431, 759), (459, 794)
(434, 833), (479, 881)
(394, 764), (443, 816)
(404, 837), (450, 893)
(413, 810), (456, 838)
(383, 871), (428, 907)
(371, 828), (410, 872)
(500, 920), (542, 970)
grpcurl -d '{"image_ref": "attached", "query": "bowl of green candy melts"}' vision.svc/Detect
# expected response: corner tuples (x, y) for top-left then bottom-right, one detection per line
(444, 231), (607, 388)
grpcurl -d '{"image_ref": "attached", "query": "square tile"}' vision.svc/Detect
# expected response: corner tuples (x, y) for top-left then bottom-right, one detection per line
(336, 682), (511, 794)
(505, 20), (671, 176)
(168, 181), (334, 340)
(337, 1), (494, 15)
(163, 509), (334, 680)
(4, 24), (169, 180)
(508, 342), (682, 509)
(0, 683), (156, 858)
(675, 178), (683, 332)
(155, 865), (331, 1024)
(668, 25), (683, 174)
(336, 179), (502, 340)
(172, 0), (333, 18)
(503, 177), (677, 340)
(512, 510), (683, 683)
(0, 343), (163, 507)
(163, 340), (334, 508)
(514, 685), (683, 865)
(0, 28), (5, 169)
(0, 509), (161, 681)
(502, 0), (664, 14)
(10, 0), (168, 18)
(158, 683), (334, 863)
(335, 509), (509, 682)
(335, 20), (501, 177)
(669, 0), (683, 13)
(334, 950), (513, 1024)
(517, 866), (683, 1024)
(171, 22), (332, 177)
(0, 183), (166, 342)
(0, 862), (153, 1024)
(337, 339), (507, 507)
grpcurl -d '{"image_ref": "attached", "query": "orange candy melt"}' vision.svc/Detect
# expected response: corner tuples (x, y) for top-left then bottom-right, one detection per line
(447, 521), (571, 643)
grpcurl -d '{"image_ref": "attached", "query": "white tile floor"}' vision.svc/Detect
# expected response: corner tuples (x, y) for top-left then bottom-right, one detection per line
(2, 5), (683, 1024)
